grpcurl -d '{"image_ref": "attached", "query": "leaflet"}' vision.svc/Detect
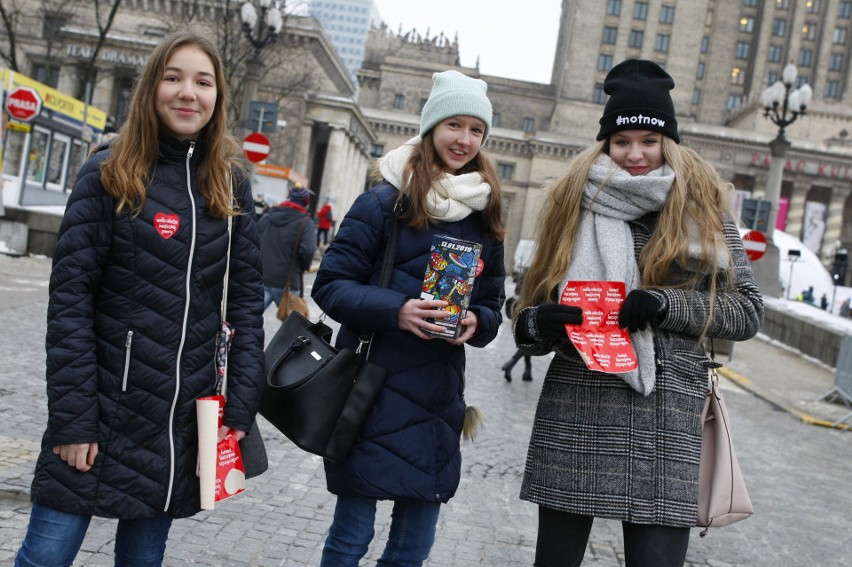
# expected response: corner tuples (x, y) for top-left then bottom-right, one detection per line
(559, 280), (638, 374)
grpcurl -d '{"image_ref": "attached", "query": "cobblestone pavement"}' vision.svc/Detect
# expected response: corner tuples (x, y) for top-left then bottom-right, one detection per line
(0, 254), (850, 566)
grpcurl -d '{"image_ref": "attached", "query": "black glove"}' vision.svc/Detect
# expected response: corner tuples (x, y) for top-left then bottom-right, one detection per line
(516, 304), (583, 343)
(618, 290), (663, 333)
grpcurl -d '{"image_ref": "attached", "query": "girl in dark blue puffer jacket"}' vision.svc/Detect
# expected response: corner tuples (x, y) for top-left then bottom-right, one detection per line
(313, 70), (506, 566)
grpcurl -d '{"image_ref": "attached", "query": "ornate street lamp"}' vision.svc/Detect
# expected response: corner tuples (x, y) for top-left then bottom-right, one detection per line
(752, 63), (812, 297)
(239, 1), (283, 133)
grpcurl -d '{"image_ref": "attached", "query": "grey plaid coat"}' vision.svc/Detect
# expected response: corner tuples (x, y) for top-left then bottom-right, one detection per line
(516, 214), (763, 527)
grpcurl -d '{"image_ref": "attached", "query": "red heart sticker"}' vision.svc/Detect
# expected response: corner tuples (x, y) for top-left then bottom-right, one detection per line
(474, 258), (485, 277)
(154, 213), (180, 239)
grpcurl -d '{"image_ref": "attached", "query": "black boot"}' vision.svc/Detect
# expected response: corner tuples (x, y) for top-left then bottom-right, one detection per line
(501, 361), (513, 382)
(522, 358), (533, 381)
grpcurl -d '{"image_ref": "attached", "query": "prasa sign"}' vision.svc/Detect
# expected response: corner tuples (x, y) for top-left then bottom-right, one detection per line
(4, 86), (42, 122)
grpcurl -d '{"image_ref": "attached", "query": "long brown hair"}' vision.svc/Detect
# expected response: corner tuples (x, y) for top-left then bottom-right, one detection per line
(382, 132), (504, 240)
(100, 29), (245, 218)
(518, 136), (733, 312)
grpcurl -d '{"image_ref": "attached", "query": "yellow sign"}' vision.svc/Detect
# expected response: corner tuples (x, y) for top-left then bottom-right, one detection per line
(6, 121), (31, 132)
(1, 68), (106, 130)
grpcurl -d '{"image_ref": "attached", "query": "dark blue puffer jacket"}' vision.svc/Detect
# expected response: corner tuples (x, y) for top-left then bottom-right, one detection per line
(312, 183), (505, 503)
(30, 134), (265, 519)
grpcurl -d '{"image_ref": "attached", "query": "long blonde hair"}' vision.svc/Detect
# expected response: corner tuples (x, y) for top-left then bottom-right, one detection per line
(100, 30), (245, 218)
(518, 136), (733, 311)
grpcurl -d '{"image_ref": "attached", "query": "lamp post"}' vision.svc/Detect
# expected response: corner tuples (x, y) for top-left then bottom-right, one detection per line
(751, 63), (812, 298)
(239, 0), (283, 134)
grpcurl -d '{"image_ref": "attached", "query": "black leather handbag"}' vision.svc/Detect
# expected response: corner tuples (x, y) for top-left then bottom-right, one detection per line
(260, 205), (400, 464)
(260, 312), (387, 463)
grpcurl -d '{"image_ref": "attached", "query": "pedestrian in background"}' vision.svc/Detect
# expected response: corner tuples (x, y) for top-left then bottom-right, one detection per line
(512, 59), (764, 566)
(501, 268), (533, 382)
(257, 182), (317, 312)
(312, 69), (506, 566)
(15, 30), (265, 566)
(316, 196), (334, 247)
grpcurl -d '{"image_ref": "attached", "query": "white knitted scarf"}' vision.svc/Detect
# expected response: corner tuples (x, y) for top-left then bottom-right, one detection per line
(560, 155), (674, 395)
(379, 137), (492, 221)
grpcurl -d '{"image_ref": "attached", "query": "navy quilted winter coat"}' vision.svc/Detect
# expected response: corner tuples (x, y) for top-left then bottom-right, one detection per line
(312, 183), (505, 503)
(30, 134), (265, 519)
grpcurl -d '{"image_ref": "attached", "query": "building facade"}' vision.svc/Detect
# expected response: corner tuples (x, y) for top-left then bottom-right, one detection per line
(0, 0), (375, 217)
(357, 0), (852, 286)
(2, 0), (851, 286)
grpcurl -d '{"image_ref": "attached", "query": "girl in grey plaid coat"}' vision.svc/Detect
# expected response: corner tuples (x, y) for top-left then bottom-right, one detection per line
(512, 60), (764, 566)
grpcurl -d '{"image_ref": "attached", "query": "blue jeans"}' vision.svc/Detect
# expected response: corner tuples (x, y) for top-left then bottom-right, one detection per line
(321, 496), (442, 567)
(263, 284), (304, 311)
(15, 503), (173, 567)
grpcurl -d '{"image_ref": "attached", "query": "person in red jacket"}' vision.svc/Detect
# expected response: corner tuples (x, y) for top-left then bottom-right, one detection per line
(316, 196), (334, 246)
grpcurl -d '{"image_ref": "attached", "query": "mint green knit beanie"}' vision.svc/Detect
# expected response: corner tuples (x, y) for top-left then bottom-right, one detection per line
(419, 70), (493, 142)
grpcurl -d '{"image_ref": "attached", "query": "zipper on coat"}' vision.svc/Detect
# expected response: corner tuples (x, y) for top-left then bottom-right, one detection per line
(121, 330), (134, 392)
(164, 140), (197, 512)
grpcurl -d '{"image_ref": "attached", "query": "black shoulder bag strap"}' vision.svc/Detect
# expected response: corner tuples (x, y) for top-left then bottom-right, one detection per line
(356, 199), (402, 358)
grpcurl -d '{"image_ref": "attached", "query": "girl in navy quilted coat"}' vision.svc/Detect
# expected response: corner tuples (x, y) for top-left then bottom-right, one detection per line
(15, 31), (265, 566)
(513, 60), (764, 566)
(312, 70), (506, 566)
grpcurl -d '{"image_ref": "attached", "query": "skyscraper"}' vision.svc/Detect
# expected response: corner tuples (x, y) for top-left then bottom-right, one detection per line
(308, 0), (380, 87)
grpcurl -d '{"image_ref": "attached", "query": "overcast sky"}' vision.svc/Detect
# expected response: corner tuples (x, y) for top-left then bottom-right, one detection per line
(370, 0), (562, 84)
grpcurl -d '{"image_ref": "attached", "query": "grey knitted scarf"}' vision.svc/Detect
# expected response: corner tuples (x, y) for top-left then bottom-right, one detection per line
(559, 155), (674, 395)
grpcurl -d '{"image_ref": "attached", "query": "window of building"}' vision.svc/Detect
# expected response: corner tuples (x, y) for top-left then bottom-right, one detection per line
(834, 26), (848, 44)
(522, 117), (535, 132)
(768, 71), (779, 84)
(743, 0), (758, 6)
(32, 62), (60, 88)
(807, 0), (821, 13)
(655, 33), (671, 52)
(634, 2), (648, 19)
(727, 94), (743, 110)
(692, 88), (701, 105)
(841, 1), (852, 18)
(419, 98), (428, 113)
(497, 163), (515, 180)
(696, 62), (705, 79)
(773, 18), (788, 36)
(602, 26), (618, 44)
(736, 41), (750, 59)
(607, 0), (622, 16)
(768, 44), (783, 62)
(43, 14), (67, 39)
(825, 80), (839, 98)
(593, 83), (607, 104)
(731, 67), (745, 85)
(701, 36), (710, 53)
(776, 0), (790, 9)
(370, 144), (385, 158)
(830, 53), (843, 71)
(492, 113), (501, 127)
(629, 30), (644, 48)
(802, 22), (817, 40)
(393, 94), (405, 109)
(740, 16), (755, 32)
(660, 5), (675, 24)
(798, 49), (813, 67)
(597, 54), (614, 71)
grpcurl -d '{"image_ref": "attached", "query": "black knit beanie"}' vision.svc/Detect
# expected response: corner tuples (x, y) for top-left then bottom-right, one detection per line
(596, 59), (680, 144)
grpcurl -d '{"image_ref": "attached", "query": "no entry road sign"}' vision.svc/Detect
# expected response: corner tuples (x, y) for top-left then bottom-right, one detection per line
(242, 132), (270, 163)
(742, 229), (768, 262)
